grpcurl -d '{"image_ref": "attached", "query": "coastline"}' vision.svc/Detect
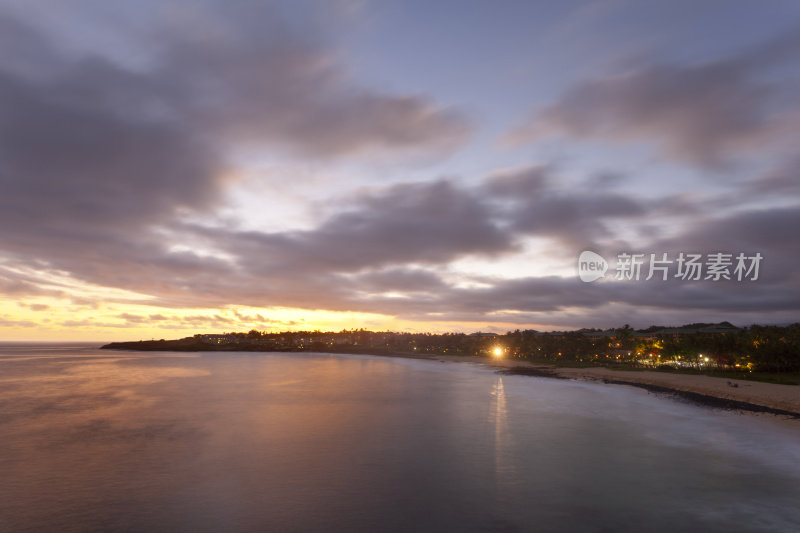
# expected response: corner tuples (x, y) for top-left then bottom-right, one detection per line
(102, 343), (800, 418)
(429, 354), (800, 419)
(548, 365), (800, 418)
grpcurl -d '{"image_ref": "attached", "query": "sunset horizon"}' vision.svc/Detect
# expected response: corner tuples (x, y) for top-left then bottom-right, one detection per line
(2, 3), (800, 530)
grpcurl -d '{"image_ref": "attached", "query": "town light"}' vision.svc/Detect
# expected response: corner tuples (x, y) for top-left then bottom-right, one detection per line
(493, 347), (503, 357)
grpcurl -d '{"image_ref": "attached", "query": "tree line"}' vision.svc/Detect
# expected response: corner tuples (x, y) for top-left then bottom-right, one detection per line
(220, 323), (800, 373)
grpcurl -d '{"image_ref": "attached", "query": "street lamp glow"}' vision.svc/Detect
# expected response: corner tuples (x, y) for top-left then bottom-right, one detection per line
(493, 347), (503, 357)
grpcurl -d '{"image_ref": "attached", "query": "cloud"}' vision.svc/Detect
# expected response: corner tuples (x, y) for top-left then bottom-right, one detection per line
(5, 143), (796, 329)
(349, 267), (447, 294)
(0, 4), (798, 332)
(221, 179), (516, 273)
(0, 4), (467, 243)
(0, 316), (38, 328)
(482, 165), (652, 249)
(129, 173), (799, 327)
(651, 205), (800, 286)
(0, 173), (517, 312)
(20, 303), (50, 311)
(511, 192), (646, 247)
(506, 31), (800, 168)
(123, 178), (518, 308)
(106, 310), (294, 331)
(156, 4), (470, 157)
(744, 156), (800, 197)
(481, 165), (551, 198)
(0, 3), (470, 309)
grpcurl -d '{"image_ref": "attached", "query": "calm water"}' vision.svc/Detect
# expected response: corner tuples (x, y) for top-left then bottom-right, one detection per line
(1, 345), (799, 532)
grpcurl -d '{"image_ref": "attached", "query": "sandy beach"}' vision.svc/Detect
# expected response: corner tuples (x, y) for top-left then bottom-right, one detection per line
(428, 354), (800, 418)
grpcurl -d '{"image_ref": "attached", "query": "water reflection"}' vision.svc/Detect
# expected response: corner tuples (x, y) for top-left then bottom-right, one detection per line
(490, 377), (509, 454)
(489, 376), (514, 503)
(1, 349), (799, 532)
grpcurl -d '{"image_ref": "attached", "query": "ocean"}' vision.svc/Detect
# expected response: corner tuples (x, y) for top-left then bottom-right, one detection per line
(1, 344), (799, 532)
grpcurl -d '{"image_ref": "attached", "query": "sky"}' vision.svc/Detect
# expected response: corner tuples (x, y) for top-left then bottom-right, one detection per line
(1, 0), (799, 341)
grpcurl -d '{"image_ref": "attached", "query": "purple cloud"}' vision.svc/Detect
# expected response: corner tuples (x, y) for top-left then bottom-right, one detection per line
(507, 31), (800, 168)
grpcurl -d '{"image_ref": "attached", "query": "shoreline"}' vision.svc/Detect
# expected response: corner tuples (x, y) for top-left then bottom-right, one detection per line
(429, 354), (800, 419)
(394, 353), (800, 419)
(102, 345), (800, 419)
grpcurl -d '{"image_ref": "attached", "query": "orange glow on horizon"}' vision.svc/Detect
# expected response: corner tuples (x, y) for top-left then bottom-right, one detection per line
(0, 296), (556, 342)
(0, 270), (558, 342)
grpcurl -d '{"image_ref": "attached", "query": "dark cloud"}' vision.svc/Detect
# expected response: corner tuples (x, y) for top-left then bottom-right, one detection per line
(348, 267), (448, 294)
(339, 264), (800, 328)
(483, 165), (551, 198)
(507, 31), (800, 168)
(0, 64), (222, 230)
(744, 157), (800, 197)
(197, 178), (516, 283)
(511, 192), (646, 247)
(0, 11), (227, 290)
(482, 165), (655, 249)
(651, 205), (800, 286)
(156, 3), (469, 157)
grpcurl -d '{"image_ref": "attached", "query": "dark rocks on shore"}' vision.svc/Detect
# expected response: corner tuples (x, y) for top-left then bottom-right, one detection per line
(600, 379), (800, 419)
(497, 366), (569, 379)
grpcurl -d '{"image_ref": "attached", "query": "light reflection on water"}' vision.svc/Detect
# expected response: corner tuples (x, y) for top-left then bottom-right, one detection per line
(0, 346), (799, 532)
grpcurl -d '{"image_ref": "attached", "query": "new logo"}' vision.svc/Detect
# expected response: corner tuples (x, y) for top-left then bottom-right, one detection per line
(578, 251), (608, 282)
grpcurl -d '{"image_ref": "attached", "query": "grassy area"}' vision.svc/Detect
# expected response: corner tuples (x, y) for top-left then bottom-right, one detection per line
(600, 363), (800, 385)
(519, 359), (601, 369)
(520, 356), (800, 385)
(651, 368), (800, 386)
